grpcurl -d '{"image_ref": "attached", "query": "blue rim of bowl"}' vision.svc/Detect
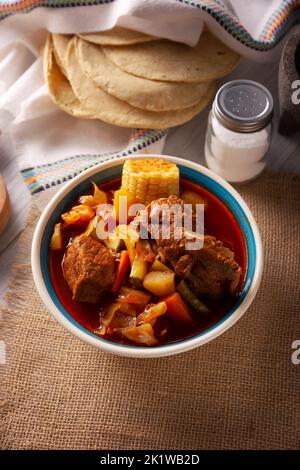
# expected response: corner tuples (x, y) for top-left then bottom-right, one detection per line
(40, 164), (256, 350)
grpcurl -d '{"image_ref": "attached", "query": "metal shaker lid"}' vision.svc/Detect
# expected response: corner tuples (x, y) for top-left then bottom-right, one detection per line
(213, 80), (274, 133)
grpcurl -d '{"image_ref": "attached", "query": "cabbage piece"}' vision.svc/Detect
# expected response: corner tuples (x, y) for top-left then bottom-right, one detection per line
(83, 215), (100, 239)
(95, 303), (120, 336)
(122, 323), (158, 346)
(117, 286), (151, 307)
(137, 301), (167, 324)
(95, 302), (137, 337)
(50, 223), (63, 250)
(79, 182), (107, 207)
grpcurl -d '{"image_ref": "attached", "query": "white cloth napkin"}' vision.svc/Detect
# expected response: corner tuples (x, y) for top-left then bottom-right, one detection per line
(0, 0), (289, 181)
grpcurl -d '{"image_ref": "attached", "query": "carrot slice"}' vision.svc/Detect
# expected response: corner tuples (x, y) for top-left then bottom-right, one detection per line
(164, 292), (194, 326)
(111, 250), (130, 295)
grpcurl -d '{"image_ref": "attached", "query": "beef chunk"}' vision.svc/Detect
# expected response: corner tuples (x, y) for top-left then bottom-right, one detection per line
(133, 195), (242, 297)
(63, 234), (115, 303)
(133, 194), (186, 255)
(173, 236), (241, 297)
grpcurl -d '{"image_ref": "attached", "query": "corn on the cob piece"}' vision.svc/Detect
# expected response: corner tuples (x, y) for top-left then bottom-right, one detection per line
(121, 158), (179, 205)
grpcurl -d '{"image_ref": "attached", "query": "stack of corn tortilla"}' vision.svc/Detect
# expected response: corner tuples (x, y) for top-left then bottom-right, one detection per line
(44, 26), (239, 129)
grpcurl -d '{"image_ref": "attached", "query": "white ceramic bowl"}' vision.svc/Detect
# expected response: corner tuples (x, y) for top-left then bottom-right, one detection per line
(31, 155), (263, 358)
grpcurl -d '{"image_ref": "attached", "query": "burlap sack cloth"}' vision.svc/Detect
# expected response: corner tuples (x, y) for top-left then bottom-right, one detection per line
(0, 172), (299, 450)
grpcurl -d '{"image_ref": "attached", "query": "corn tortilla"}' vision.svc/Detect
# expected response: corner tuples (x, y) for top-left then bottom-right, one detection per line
(103, 32), (240, 83)
(52, 33), (72, 78)
(44, 36), (94, 119)
(66, 39), (215, 128)
(78, 26), (159, 46)
(76, 38), (214, 112)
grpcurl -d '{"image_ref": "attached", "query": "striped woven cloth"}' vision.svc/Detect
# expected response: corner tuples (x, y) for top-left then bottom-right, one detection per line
(0, 0), (299, 50)
(22, 129), (167, 194)
(0, 0), (298, 194)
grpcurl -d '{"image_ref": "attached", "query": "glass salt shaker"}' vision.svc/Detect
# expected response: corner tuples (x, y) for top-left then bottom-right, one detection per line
(205, 80), (273, 183)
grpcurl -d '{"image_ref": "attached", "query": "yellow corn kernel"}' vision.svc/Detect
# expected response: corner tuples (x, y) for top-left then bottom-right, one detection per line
(121, 158), (179, 205)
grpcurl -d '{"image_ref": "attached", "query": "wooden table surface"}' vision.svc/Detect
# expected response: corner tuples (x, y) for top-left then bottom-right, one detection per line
(0, 54), (299, 303)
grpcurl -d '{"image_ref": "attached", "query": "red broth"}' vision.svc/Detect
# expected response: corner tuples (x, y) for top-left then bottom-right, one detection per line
(49, 178), (247, 346)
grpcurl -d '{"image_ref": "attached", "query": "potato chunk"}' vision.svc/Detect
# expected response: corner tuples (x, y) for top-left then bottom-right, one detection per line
(143, 271), (175, 297)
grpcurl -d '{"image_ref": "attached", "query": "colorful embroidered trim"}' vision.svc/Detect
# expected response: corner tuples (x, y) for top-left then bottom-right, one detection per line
(21, 129), (167, 194)
(0, 0), (299, 50)
(4, 0), (299, 192)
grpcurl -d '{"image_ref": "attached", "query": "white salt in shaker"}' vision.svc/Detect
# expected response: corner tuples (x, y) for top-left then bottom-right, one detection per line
(205, 80), (273, 183)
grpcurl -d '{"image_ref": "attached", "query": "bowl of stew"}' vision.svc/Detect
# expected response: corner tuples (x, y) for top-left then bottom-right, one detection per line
(31, 155), (263, 358)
